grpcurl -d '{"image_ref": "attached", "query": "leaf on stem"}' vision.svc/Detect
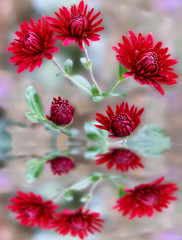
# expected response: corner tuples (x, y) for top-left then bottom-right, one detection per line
(119, 63), (128, 82)
(64, 189), (74, 201)
(64, 59), (73, 76)
(72, 75), (92, 97)
(118, 185), (127, 198)
(126, 124), (171, 157)
(25, 159), (45, 183)
(80, 57), (91, 68)
(84, 121), (108, 143)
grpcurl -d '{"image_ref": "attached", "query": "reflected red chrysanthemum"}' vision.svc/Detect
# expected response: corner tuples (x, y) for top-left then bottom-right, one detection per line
(8, 191), (58, 228)
(47, 0), (104, 50)
(95, 102), (144, 138)
(51, 207), (104, 239)
(96, 148), (144, 172)
(46, 96), (75, 126)
(113, 177), (178, 219)
(7, 15), (59, 73)
(112, 31), (178, 95)
(47, 156), (75, 176)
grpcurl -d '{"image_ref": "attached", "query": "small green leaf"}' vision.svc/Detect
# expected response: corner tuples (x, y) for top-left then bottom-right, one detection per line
(84, 121), (108, 143)
(118, 185), (127, 198)
(72, 75), (92, 97)
(92, 96), (104, 102)
(80, 194), (92, 202)
(25, 86), (45, 119)
(71, 177), (92, 190)
(61, 128), (72, 137)
(25, 159), (45, 183)
(80, 57), (91, 68)
(64, 189), (74, 201)
(25, 112), (41, 123)
(64, 59), (73, 76)
(102, 92), (127, 98)
(84, 145), (108, 160)
(119, 63), (128, 82)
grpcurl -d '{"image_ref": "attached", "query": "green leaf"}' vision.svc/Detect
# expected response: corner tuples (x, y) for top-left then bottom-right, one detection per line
(80, 57), (91, 68)
(84, 121), (108, 143)
(126, 124), (171, 157)
(64, 59), (73, 76)
(25, 159), (45, 183)
(72, 75), (92, 97)
(102, 92), (127, 98)
(25, 86), (45, 119)
(25, 112), (41, 123)
(80, 194), (92, 202)
(119, 63), (128, 82)
(61, 128), (72, 137)
(64, 189), (74, 201)
(84, 145), (108, 160)
(71, 177), (92, 190)
(118, 185), (127, 198)
(92, 96), (104, 102)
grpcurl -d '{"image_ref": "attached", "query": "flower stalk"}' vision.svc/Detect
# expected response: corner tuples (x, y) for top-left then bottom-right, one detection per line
(83, 44), (102, 94)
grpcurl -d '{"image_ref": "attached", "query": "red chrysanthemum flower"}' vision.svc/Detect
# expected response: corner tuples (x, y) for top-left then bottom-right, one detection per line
(47, 156), (75, 176)
(95, 102), (144, 138)
(7, 15), (59, 73)
(113, 177), (178, 219)
(47, 0), (104, 50)
(96, 148), (144, 172)
(46, 96), (75, 126)
(51, 207), (104, 239)
(112, 31), (178, 95)
(8, 191), (58, 228)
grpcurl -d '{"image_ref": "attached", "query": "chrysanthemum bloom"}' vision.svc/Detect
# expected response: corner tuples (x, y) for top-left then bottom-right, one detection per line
(96, 148), (144, 172)
(47, 0), (104, 50)
(51, 207), (104, 239)
(8, 191), (58, 228)
(47, 156), (75, 176)
(112, 31), (178, 95)
(113, 177), (178, 219)
(46, 97), (75, 126)
(95, 102), (144, 138)
(7, 15), (59, 73)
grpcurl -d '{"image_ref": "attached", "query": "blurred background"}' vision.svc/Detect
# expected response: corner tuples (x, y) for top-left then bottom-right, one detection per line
(0, 0), (182, 239)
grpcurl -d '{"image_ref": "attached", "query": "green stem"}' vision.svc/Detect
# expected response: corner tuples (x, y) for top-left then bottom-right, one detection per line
(83, 179), (102, 211)
(53, 177), (91, 202)
(111, 178), (120, 187)
(110, 81), (121, 93)
(52, 57), (92, 97)
(82, 44), (102, 94)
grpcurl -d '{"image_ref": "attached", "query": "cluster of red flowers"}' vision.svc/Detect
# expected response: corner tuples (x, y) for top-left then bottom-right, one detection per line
(8, 192), (104, 239)
(7, 0), (179, 239)
(7, 1), (178, 96)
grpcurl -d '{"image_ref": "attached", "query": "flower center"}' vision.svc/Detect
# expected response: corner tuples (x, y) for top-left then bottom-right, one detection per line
(23, 33), (37, 49)
(111, 113), (135, 137)
(112, 149), (133, 164)
(137, 190), (159, 207)
(68, 13), (88, 37)
(23, 206), (40, 219)
(136, 51), (160, 75)
(71, 216), (88, 231)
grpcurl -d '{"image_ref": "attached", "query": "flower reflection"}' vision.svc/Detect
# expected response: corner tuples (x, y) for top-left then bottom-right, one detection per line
(96, 148), (144, 172)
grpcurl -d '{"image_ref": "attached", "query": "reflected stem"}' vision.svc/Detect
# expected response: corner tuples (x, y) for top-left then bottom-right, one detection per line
(52, 57), (92, 97)
(83, 179), (102, 211)
(82, 44), (102, 94)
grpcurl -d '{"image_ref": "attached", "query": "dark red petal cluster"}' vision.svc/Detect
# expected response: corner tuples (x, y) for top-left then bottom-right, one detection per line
(46, 96), (75, 126)
(8, 191), (58, 228)
(112, 31), (178, 95)
(7, 16), (59, 73)
(113, 177), (178, 219)
(51, 207), (104, 239)
(95, 102), (144, 138)
(47, 0), (104, 50)
(47, 156), (75, 176)
(96, 148), (144, 172)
